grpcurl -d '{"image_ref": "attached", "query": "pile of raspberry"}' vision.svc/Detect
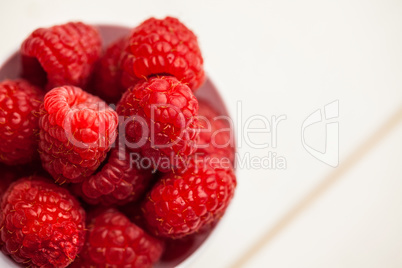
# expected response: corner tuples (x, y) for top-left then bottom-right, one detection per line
(0, 17), (236, 268)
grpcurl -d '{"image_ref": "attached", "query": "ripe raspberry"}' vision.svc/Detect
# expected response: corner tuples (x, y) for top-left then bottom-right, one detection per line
(0, 79), (43, 165)
(38, 86), (118, 184)
(117, 76), (199, 172)
(72, 208), (164, 268)
(197, 99), (235, 164)
(92, 37), (129, 104)
(0, 177), (86, 267)
(79, 142), (154, 205)
(121, 17), (205, 90)
(21, 22), (102, 90)
(142, 156), (236, 238)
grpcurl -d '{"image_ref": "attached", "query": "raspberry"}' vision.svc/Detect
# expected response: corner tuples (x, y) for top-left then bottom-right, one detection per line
(79, 142), (154, 205)
(38, 86), (118, 184)
(0, 177), (86, 267)
(142, 156), (236, 238)
(121, 17), (205, 90)
(92, 37), (129, 104)
(0, 79), (43, 165)
(117, 76), (199, 172)
(197, 99), (235, 164)
(21, 22), (101, 90)
(72, 208), (164, 268)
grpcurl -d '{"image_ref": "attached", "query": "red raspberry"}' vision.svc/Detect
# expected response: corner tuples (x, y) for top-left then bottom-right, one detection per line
(121, 17), (205, 90)
(0, 177), (86, 267)
(21, 22), (102, 90)
(142, 156), (236, 238)
(0, 79), (43, 165)
(197, 99), (235, 164)
(117, 76), (199, 172)
(72, 208), (164, 268)
(79, 142), (154, 205)
(92, 37), (129, 104)
(38, 86), (118, 184)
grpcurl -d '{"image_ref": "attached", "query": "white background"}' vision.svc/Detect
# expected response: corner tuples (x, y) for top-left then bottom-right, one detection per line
(1, 0), (402, 267)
